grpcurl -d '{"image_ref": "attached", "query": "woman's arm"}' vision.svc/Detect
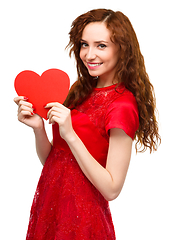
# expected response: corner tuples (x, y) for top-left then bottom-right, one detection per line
(66, 128), (132, 201)
(14, 96), (52, 165)
(46, 102), (132, 201)
(33, 125), (52, 166)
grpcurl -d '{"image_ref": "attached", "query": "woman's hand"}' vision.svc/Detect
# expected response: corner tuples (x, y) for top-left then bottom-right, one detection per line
(45, 102), (75, 142)
(14, 96), (44, 130)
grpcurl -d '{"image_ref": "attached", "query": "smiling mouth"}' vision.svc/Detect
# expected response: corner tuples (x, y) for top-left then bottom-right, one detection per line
(87, 62), (103, 69)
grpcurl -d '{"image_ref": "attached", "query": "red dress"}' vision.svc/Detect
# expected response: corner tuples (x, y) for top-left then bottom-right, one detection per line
(26, 83), (139, 240)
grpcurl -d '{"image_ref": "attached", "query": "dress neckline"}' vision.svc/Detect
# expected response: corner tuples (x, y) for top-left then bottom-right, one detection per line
(93, 82), (124, 91)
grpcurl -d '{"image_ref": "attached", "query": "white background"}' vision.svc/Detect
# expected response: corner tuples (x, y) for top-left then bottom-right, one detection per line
(0, 0), (175, 239)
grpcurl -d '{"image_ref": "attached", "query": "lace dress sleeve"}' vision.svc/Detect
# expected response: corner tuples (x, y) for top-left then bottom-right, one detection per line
(105, 92), (139, 139)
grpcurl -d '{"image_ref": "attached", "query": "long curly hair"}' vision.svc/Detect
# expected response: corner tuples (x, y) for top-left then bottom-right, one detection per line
(64, 9), (161, 153)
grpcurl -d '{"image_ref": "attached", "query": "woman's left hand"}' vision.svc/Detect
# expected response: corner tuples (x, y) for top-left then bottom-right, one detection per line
(45, 103), (75, 141)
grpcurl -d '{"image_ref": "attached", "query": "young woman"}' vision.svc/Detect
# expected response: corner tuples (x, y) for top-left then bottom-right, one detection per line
(14, 9), (161, 240)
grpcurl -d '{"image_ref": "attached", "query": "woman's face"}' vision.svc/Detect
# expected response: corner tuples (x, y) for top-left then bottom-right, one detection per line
(80, 22), (119, 87)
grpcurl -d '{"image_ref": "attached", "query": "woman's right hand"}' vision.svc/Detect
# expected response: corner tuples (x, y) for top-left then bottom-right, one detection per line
(14, 96), (44, 130)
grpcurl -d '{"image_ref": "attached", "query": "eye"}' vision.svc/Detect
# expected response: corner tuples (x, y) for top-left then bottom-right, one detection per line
(81, 42), (88, 48)
(98, 44), (107, 49)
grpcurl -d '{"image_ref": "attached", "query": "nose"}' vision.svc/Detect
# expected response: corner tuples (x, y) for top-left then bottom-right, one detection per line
(86, 47), (96, 61)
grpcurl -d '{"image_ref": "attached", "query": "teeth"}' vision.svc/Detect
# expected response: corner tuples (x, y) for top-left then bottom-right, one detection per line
(88, 63), (101, 67)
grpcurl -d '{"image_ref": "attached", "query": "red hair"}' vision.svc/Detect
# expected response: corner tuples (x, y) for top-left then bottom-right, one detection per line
(65, 9), (161, 153)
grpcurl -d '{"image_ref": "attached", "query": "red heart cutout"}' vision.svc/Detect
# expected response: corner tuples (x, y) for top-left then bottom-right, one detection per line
(14, 69), (70, 120)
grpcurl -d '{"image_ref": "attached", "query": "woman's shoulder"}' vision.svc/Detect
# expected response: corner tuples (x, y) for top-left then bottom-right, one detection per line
(105, 85), (139, 139)
(109, 83), (138, 108)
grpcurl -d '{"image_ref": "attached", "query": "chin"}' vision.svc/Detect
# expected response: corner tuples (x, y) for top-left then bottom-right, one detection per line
(88, 70), (100, 77)
(89, 74), (98, 78)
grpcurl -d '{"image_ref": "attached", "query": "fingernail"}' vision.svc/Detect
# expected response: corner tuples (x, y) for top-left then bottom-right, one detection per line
(24, 97), (28, 100)
(32, 105), (35, 111)
(31, 112), (34, 116)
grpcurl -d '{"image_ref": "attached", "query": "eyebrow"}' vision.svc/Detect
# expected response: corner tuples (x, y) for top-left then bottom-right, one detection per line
(80, 39), (109, 44)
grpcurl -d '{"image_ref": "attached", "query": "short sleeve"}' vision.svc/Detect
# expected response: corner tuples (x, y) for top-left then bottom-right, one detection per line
(105, 92), (139, 139)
